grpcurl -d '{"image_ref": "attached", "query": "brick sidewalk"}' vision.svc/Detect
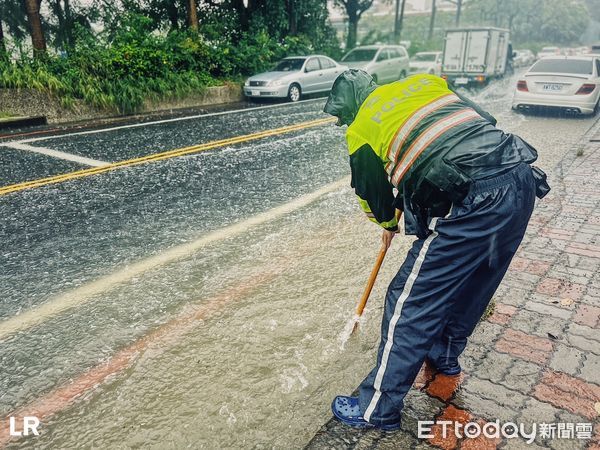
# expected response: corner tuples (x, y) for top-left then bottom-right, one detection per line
(306, 119), (600, 450)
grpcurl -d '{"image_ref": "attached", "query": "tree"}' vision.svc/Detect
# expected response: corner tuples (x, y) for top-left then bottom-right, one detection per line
(186, 0), (198, 31)
(24, 0), (47, 56)
(427, 0), (436, 41)
(393, 0), (406, 42)
(0, 19), (6, 60)
(335, 0), (374, 49)
(285, 0), (297, 35)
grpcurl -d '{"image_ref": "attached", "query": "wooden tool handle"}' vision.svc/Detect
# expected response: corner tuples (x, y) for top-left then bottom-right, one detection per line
(355, 245), (388, 317)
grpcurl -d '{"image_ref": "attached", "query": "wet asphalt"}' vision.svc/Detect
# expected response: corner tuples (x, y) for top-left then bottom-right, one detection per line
(0, 77), (597, 444)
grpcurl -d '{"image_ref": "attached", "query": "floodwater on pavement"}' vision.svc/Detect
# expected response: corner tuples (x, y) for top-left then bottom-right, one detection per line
(0, 75), (596, 448)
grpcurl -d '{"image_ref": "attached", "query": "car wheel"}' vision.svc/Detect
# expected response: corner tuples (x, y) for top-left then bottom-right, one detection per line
(399, 70), (407, 80)
(288, 84), (301, 102)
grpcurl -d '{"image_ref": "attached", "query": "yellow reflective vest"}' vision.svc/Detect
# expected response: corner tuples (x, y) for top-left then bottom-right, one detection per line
(346, 74), (481, 229)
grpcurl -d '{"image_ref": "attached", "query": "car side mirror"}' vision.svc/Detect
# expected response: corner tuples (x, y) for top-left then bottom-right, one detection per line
(512, 52), (517, 58)
(305, 67), (310, 73)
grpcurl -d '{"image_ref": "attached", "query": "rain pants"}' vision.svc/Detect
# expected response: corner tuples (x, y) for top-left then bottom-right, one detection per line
(359, 162), (537, 426)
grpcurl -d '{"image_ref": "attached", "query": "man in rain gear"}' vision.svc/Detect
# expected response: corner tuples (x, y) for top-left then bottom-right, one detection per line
(324, 70), (549, 430)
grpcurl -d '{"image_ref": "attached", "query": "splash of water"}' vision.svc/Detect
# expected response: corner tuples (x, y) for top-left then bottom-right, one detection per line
(338, 314), (362, 350)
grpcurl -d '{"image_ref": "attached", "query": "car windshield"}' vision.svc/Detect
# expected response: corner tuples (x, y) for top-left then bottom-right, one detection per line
(273, 58), (305, 72)
(342, 49), (377, 62)
(414, 53), (437, 62)
(530, 59), (593, 74)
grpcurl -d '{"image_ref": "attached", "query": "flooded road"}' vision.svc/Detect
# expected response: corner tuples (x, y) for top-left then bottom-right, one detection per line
(0, 75), (596, 448)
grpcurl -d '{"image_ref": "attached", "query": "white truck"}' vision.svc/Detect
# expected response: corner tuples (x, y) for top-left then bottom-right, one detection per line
(441, 27), (512, 87)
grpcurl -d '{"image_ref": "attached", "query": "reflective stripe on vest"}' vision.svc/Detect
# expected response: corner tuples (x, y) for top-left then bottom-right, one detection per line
(390, 108), (481, 186)
(385, 93), (460, 172)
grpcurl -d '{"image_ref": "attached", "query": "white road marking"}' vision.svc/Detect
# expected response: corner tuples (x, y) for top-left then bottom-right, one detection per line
(0, 177), (349, 340)
(14, 98), (326, 144)
(3, 142), (110, 167)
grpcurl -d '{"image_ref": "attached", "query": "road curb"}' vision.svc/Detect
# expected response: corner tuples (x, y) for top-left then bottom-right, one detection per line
(0, 115), (47, 129)
(0, 85), (244, 125)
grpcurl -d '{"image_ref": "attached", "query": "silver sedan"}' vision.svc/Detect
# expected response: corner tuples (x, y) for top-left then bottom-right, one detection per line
(244, 56), (348, 102)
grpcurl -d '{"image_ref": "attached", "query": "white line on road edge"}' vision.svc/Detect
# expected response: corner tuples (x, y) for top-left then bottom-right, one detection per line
(14, 98), (326, 144)
(3, 142), (110, 167)
(0, 177), (349, 341)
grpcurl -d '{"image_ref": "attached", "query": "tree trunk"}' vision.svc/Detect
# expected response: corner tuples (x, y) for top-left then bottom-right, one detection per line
(64, 0), (73, 47)
(186, 0), (199, 32)
(286, 0), (297, 35)
(455, 0), (462, 26)
(394, 0), (406, 43)
(0, 20), (7, 60)
(166, 2), (180, 31)
(232, 0), (249, 31)
(428, 0), (436, 41)
(24, 0), (46, 57)
(346, 1), (358, 50)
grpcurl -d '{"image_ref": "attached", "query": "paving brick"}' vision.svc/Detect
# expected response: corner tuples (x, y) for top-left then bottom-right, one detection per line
(549, 344), (584, 376)
(496, 338), (550, 365)
(528, 315), (568, 341)
(536, 278), (586, 300)
(452, 391), (519, 424)
(509, 309), (541, 336)
(516, 397), (563, 447)
(547, 268), (592, 287)
(524, 300), (573, 320)
(504, 328), (554, 351)
(425, 373), (465, 403)
(462, 377), (528, 410)
(573, 303), (600, 328)
(533, 370), (600, 420)
(567, 322), (600, 343)
(533, 380), (597, 419)
(567, 333), (600, 354)
(502, 359), (542, 394)
(469, 322), (503, 346)
(509, 256), (529, 272)
(579, 352), (600, 385)
(402, 390), (445, 438)
(527, 260), (552, 276)
(517, 398), (562, 425)
(476, 351), (513, 383)
(541, 370), (600, 400)
(565, 245), (600, 258)
(499, 287), (530, 307)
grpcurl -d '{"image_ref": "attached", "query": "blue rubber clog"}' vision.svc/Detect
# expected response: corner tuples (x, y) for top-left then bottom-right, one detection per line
(331, 396), (401, 431)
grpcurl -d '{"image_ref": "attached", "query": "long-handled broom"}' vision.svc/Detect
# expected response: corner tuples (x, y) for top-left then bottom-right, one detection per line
(351, 244), (388, 334)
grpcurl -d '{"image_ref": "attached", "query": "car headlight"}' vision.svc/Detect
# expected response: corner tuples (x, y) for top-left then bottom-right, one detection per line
(267, 79), (285, 87)
(244, 80), (250, 87)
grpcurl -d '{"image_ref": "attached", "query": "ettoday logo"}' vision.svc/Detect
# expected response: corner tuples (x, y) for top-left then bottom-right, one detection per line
(3, 416), (40, 437)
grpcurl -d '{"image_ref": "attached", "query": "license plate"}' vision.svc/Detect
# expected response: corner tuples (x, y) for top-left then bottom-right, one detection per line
(542, 83), (563, 91)
(455, 77), (469, 85)
(251, 90), (260, 96)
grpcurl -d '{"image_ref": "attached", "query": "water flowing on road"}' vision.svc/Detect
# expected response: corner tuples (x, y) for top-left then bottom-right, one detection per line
(0, 76), (596, 448)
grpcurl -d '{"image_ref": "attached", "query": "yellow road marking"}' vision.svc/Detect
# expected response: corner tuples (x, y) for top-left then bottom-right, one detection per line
(0, 117), (336, 196)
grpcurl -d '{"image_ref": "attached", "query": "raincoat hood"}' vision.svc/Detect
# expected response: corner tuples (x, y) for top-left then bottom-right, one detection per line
(323, 69), (378, 126)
